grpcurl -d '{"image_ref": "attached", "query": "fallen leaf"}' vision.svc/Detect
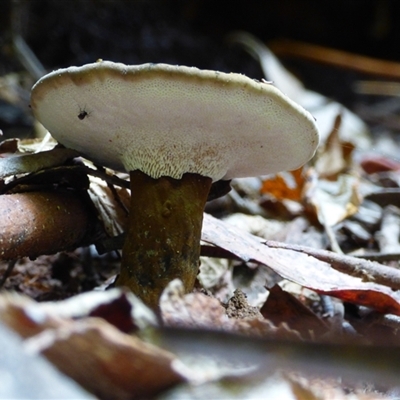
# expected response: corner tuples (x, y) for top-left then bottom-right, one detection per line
(26, 318), (185, 400)
(88, 175), (130, 237)
(304, 173), (361, 227)
(261, 285), (329, 339)
(202, 213), (400, 315)
(0, 147), (80, 178)
(314, 113), (355, 179)
(0, 288), (156, 333)
(360, 153), (400, 174)
(0, 290), (182, 399)
(261, 167), (305, 201)
(0, 321), (93, 399)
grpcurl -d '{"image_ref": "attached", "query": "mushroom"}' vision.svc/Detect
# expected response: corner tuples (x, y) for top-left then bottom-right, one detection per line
(30, 61), (319, 309)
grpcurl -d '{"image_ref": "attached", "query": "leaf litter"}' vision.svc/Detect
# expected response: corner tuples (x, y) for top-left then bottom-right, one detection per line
(2, 32), (400, 400)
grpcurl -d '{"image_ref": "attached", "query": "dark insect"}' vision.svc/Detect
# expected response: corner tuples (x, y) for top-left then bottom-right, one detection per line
(78, 110), (88, 120)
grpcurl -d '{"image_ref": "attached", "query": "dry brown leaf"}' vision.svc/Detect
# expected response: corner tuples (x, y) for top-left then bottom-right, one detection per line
(88, 175), (130, 237)
(304, 172), (361, 227)
(314, 113), (355, 179)
(260, 167), (305, 201)
(361, 153), (400, 174)
(0, 288), (158, 336)
(261, 285), (329, 339)
(0, 146), (80, 178)
(202, 213), (400, 315)
(0, 290), (184, 399)
(0, 292), (70, 338)
(26, 318), (184, 400)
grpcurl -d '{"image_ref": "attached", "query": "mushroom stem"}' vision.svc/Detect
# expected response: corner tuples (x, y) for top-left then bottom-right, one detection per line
(116, 170), (212, 309)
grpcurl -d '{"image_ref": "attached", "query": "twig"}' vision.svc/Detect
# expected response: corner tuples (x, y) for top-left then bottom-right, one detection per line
(269, 38), (400, 79)
(0, 260), (17, 288)
(265, 240), (400, 290)
(11, 0), (46, 79)
(353, 252), (400, 262)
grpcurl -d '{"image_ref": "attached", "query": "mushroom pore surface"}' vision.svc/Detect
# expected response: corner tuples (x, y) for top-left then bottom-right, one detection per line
(31, 61), (319, 180)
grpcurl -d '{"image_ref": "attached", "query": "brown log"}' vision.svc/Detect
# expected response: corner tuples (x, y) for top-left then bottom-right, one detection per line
(0, 191), (98, 260)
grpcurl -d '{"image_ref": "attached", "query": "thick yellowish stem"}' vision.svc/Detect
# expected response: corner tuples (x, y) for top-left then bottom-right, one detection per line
(116, 170), (212, 309)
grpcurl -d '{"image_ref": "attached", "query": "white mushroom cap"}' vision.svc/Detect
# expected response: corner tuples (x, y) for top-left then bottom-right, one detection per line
(31, 61), (319, 181)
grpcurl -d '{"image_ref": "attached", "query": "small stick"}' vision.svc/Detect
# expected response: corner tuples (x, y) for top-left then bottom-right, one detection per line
(0, 260), (17, 288)
(269, 39), (400, 79)
(265, 240), (400, 290)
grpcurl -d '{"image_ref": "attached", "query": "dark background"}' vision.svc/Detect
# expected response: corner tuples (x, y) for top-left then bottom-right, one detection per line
(2, 1), (400, 71)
